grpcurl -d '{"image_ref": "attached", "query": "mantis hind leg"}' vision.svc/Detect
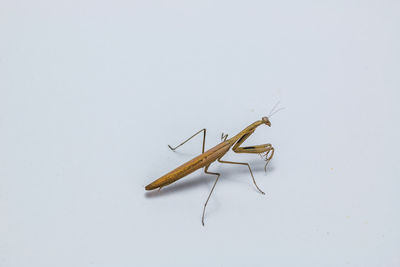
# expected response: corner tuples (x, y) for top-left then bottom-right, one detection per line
(168, 128), (206, 154)
(202, 164), (221, 226)
(217, 158), (265, 195)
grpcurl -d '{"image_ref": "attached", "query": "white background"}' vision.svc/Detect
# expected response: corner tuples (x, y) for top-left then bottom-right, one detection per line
(1, 0), (399, 266)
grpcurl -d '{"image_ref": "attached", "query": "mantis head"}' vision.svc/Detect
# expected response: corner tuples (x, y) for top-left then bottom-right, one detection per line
(262, 116), (271, 127)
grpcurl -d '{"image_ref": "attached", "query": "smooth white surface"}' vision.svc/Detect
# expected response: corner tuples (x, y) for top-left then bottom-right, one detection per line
(1, 1), (400, 266)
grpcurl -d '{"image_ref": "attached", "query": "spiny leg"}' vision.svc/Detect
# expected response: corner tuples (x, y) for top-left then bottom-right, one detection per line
(262, 147), (274, 172)
(217, 158), (265, 195)
(233, 142), (275, 173)
(202, 164), (221, 226)
(235, 144), (273, 154)
(168, 128), (206, 154)
(238, 145), (275, 172)
(236, 144), (275, 173)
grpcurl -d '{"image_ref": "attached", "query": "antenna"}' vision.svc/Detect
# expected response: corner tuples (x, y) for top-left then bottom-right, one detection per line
(268, 101), (285, 118)
(268, 101), (280, 117)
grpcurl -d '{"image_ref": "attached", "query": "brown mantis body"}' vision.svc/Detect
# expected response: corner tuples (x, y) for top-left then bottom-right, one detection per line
(145, 116), (276, 225)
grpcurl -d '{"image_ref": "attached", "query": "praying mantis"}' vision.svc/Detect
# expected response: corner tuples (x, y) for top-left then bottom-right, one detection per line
(145, 107), (281, 225)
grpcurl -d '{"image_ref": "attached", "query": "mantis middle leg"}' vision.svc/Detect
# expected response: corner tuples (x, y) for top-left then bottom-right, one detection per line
(217, 158), (265, 195)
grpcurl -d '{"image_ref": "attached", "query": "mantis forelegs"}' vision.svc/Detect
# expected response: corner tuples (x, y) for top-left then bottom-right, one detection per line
(234, 143), (273, 154)
(231, 131), (275, 172)
(168, 128), (206, 154)
(234, 144), (275, 171)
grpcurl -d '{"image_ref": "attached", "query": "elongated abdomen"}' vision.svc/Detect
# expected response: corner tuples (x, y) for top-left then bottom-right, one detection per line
(145, 142), (231, 190)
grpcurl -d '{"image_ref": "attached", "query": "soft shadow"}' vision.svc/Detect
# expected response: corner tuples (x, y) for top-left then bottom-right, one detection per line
(144, 159), (275, 198)
(145, 173), (212, 198)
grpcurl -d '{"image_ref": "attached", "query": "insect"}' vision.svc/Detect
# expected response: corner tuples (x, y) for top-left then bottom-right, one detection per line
(145, 106), (281, 225)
